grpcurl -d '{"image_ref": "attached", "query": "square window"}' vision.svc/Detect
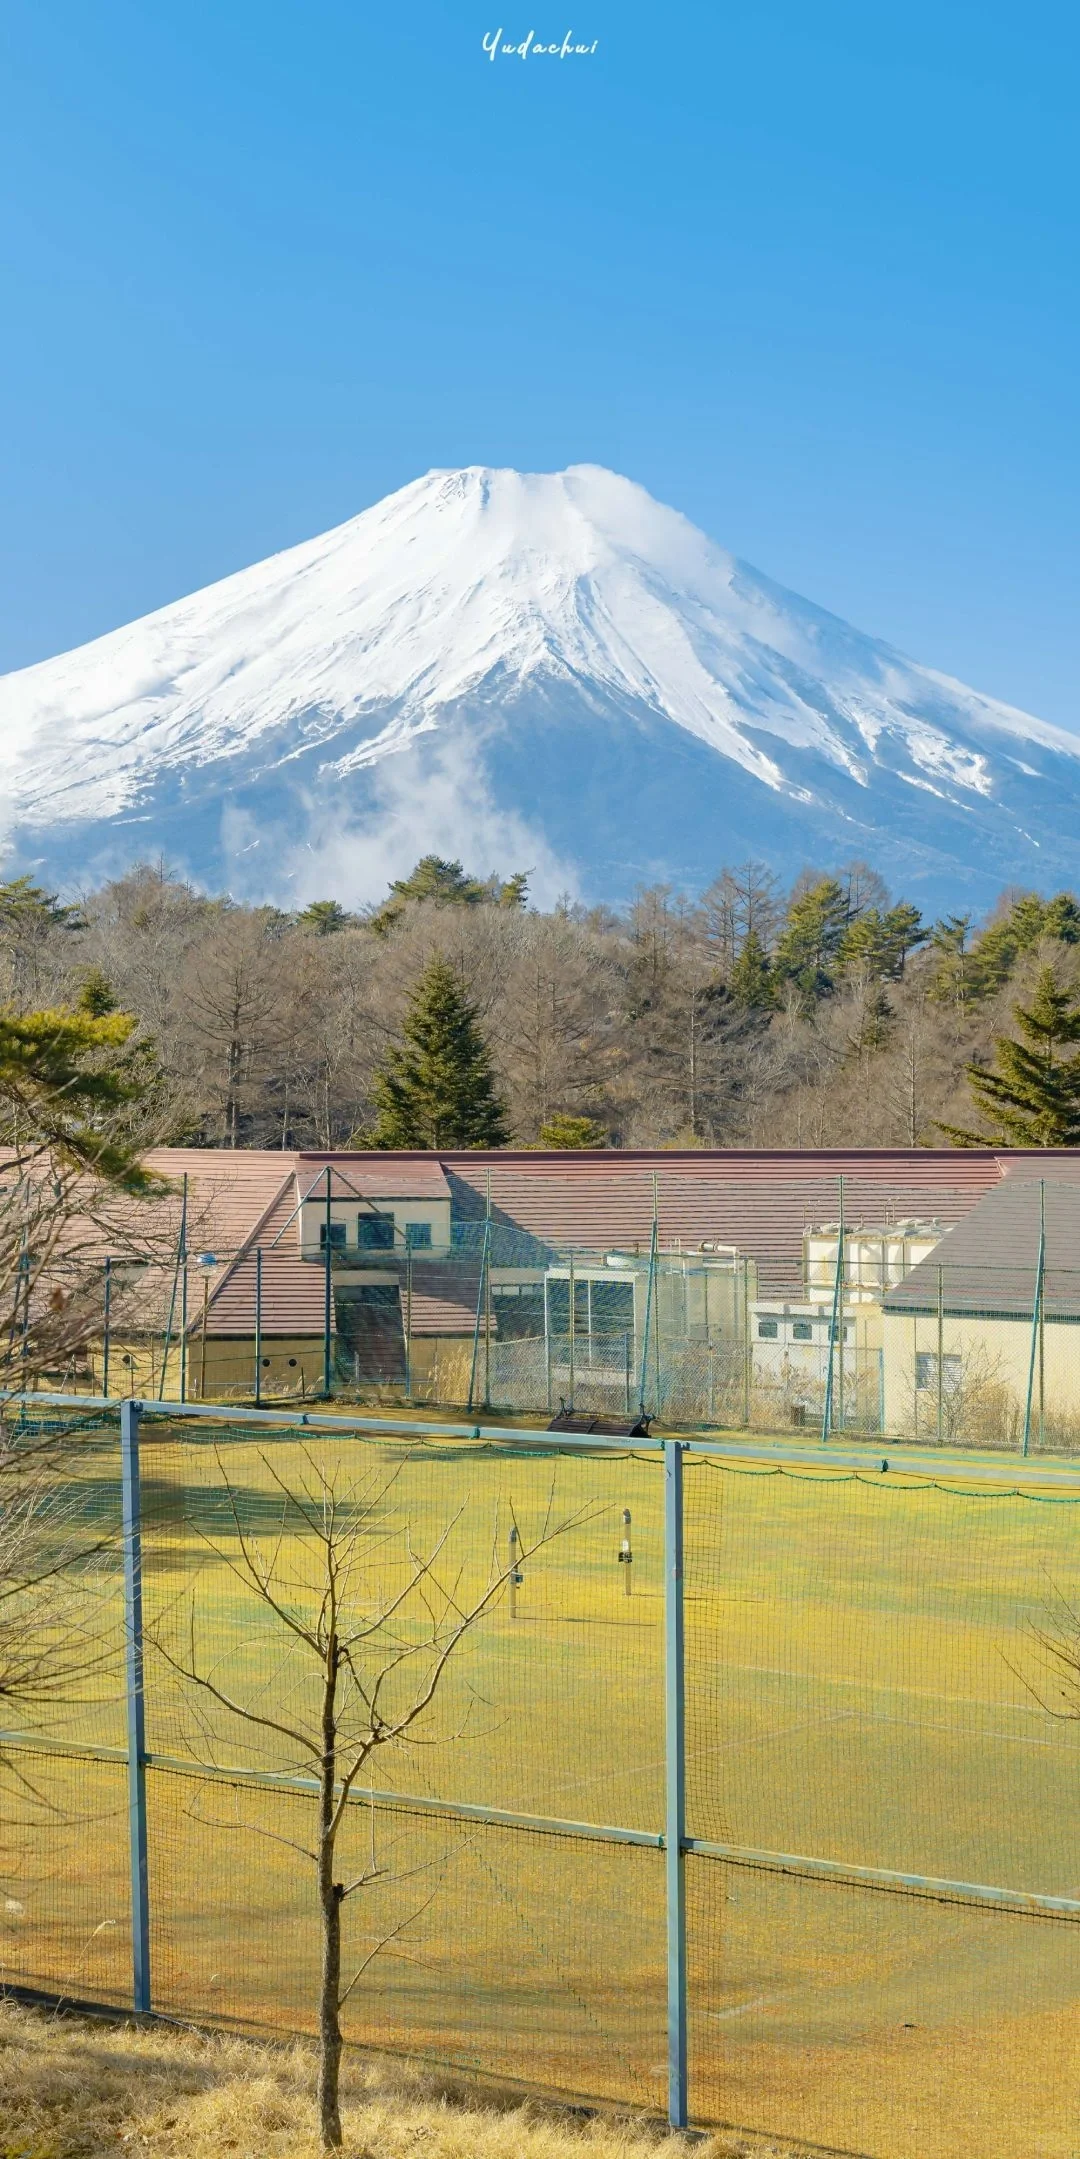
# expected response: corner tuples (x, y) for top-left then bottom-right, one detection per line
(405, 1221), (432, 1250)
(319, 1221), (347, 1250)
(916, 1351), (961, 1392)
(792, 1320), (813, 1341)
(356, 1215), (395, 1250)
(757, 1318), (779, 1339)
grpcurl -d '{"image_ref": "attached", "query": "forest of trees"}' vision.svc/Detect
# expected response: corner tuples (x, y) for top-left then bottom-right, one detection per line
(2, 852), (1080, 1151)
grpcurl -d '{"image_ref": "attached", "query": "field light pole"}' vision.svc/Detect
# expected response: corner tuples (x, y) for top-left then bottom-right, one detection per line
(120, 1398), (151, 2015)
(664, 1437), (688, 2129)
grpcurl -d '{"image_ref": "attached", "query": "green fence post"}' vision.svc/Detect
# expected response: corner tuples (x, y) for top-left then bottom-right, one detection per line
(179, 1182), (189, 1405)
(821, 1177), (845, 1444)
(254, 1247), (263, 1406)
(664, 1436), (688, 2128)
(102, 1256), (112, 1399)
(323, 1168), (333, 1399)
(638, 1218), (658, 1421)
(467, 1221), (490, 1413)
(120, 1398), (151, 2014)
(1022, 1180), (1046, 1457)
(936, 1263), (944, 1445)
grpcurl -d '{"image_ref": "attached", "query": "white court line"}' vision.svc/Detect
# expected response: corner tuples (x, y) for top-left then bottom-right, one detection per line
(705, 1659), (1069, 1718)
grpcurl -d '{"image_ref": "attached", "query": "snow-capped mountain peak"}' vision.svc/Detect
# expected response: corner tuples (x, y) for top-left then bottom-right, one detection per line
(1, 464), (1077, 907)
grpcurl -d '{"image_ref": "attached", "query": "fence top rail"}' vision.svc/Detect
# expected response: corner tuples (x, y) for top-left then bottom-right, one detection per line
(680, 1434), (1080, 1489)
(10, 1391), (1080, 1487)
(0, 1390), (668, 1453)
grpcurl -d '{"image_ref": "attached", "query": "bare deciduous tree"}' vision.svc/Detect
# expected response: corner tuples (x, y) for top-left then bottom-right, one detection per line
(152, 1447), (601, 2148)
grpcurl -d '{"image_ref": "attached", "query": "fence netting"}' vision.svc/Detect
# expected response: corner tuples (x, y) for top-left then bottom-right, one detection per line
(3, 1406), (1080, 2156)
(684, 1452), (1080, 2157)
(42, 1229), (1080, 1455)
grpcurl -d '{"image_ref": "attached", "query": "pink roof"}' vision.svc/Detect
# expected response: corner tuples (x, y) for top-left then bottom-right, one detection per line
(107, 1146), (1080, 1338)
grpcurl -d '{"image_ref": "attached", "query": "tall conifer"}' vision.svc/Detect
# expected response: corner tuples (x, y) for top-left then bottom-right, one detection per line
(368, 956), (509, 1148)
(941, 967), (1080, 1146)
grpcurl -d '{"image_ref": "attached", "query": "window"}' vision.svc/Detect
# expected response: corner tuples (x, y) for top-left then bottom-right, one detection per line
(792, 1320), (813, 1341)
(915, 1352), (962, 1393)
(405, 1220), (432, 1250)
(590, 1279), (635, 1333)
(757, 1318), (779, 1339)
(356, 1214), (395, 1250)
(319, 1221), (346, 1251)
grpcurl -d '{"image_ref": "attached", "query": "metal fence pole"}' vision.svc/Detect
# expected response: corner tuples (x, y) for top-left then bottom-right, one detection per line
(741, 1256), (751, 1427)
(323, 1168), (333, 1399)
(1022, 1180), (1046, 1457)
(821, 1186), (845, 1444)
(102, 1256), (112, 1400)
(935, 1263), (944, 1444)
(568, 1253), (576, 1410)
(664, 1436), (688, 2129)
(638, 1218), (658, 1420)
(254, 1246), (263, 1406)
(120, 1398), (151, 2014)
(467, 1220), (490, 1413)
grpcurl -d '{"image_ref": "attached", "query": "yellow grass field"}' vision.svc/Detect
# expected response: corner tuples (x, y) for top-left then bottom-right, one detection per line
(4, 1420), (1080, 2158)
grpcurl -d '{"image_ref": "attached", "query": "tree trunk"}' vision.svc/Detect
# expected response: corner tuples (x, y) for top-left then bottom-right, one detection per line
(317, 1646), (344, 2149)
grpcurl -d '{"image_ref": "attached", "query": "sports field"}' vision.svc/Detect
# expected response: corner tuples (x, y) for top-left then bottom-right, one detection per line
(5, 1421), (1080, 2158)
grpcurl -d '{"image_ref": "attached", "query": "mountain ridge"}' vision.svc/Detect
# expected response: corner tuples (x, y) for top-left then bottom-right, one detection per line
(1, 463), (1077, 908)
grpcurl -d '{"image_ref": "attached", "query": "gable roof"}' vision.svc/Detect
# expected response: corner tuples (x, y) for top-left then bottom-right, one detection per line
(78, 1145), (1080, 1338)
(884, 1177), (1080, 1320)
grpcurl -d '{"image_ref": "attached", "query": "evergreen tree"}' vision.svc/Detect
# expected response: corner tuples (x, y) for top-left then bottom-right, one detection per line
(370, 857), (527, 935)
(728, 928), (776, 1009)
(367, 957), (509, 1149)
(773, 878), (850, 1002)
(928, 914), (973, 1008)
(537, 1112), (607, 1148)
(76, 966), (118, 1016)
(941, 967), (1080, 1146)
(0, 1006), (165, 1190)
(969, 889), (1080, 999)
(297, 899), (351, 936)
(838, 903), (925, 983)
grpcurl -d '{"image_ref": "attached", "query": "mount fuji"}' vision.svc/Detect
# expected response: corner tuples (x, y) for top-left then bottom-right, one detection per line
(2, 464), (1078, 908)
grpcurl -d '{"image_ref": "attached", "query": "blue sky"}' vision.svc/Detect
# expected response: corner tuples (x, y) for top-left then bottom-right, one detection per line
(1, 0), (1077, 727)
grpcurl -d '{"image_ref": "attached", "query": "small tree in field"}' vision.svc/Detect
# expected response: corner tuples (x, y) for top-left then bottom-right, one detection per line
(154, 1448), (597, 2149)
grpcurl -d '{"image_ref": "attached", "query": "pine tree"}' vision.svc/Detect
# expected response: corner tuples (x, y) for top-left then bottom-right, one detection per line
(941, 967), (1080, 1146)
(368, 957), (509, 1149)
(77, 966), (118, 1016)
(297, 900), (351, 936)
(837, 903), (924, 985)
(728, 928), (776, 1010)
(772, 878), (850, 1002)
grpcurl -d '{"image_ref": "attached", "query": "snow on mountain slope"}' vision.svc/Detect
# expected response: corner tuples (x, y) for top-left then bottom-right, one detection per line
(1, 464), (1078, 906)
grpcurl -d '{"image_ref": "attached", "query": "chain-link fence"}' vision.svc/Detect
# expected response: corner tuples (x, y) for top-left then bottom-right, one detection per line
(33, 1216), (1080, 1456)
(3, 1399), (1080, 2155)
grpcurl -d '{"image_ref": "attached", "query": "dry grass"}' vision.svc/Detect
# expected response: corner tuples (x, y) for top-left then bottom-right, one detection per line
(0, 1999), (805, 2159)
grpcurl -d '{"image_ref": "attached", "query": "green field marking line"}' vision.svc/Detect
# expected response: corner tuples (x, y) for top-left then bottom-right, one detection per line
(684, 1837), (1080, 1918)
